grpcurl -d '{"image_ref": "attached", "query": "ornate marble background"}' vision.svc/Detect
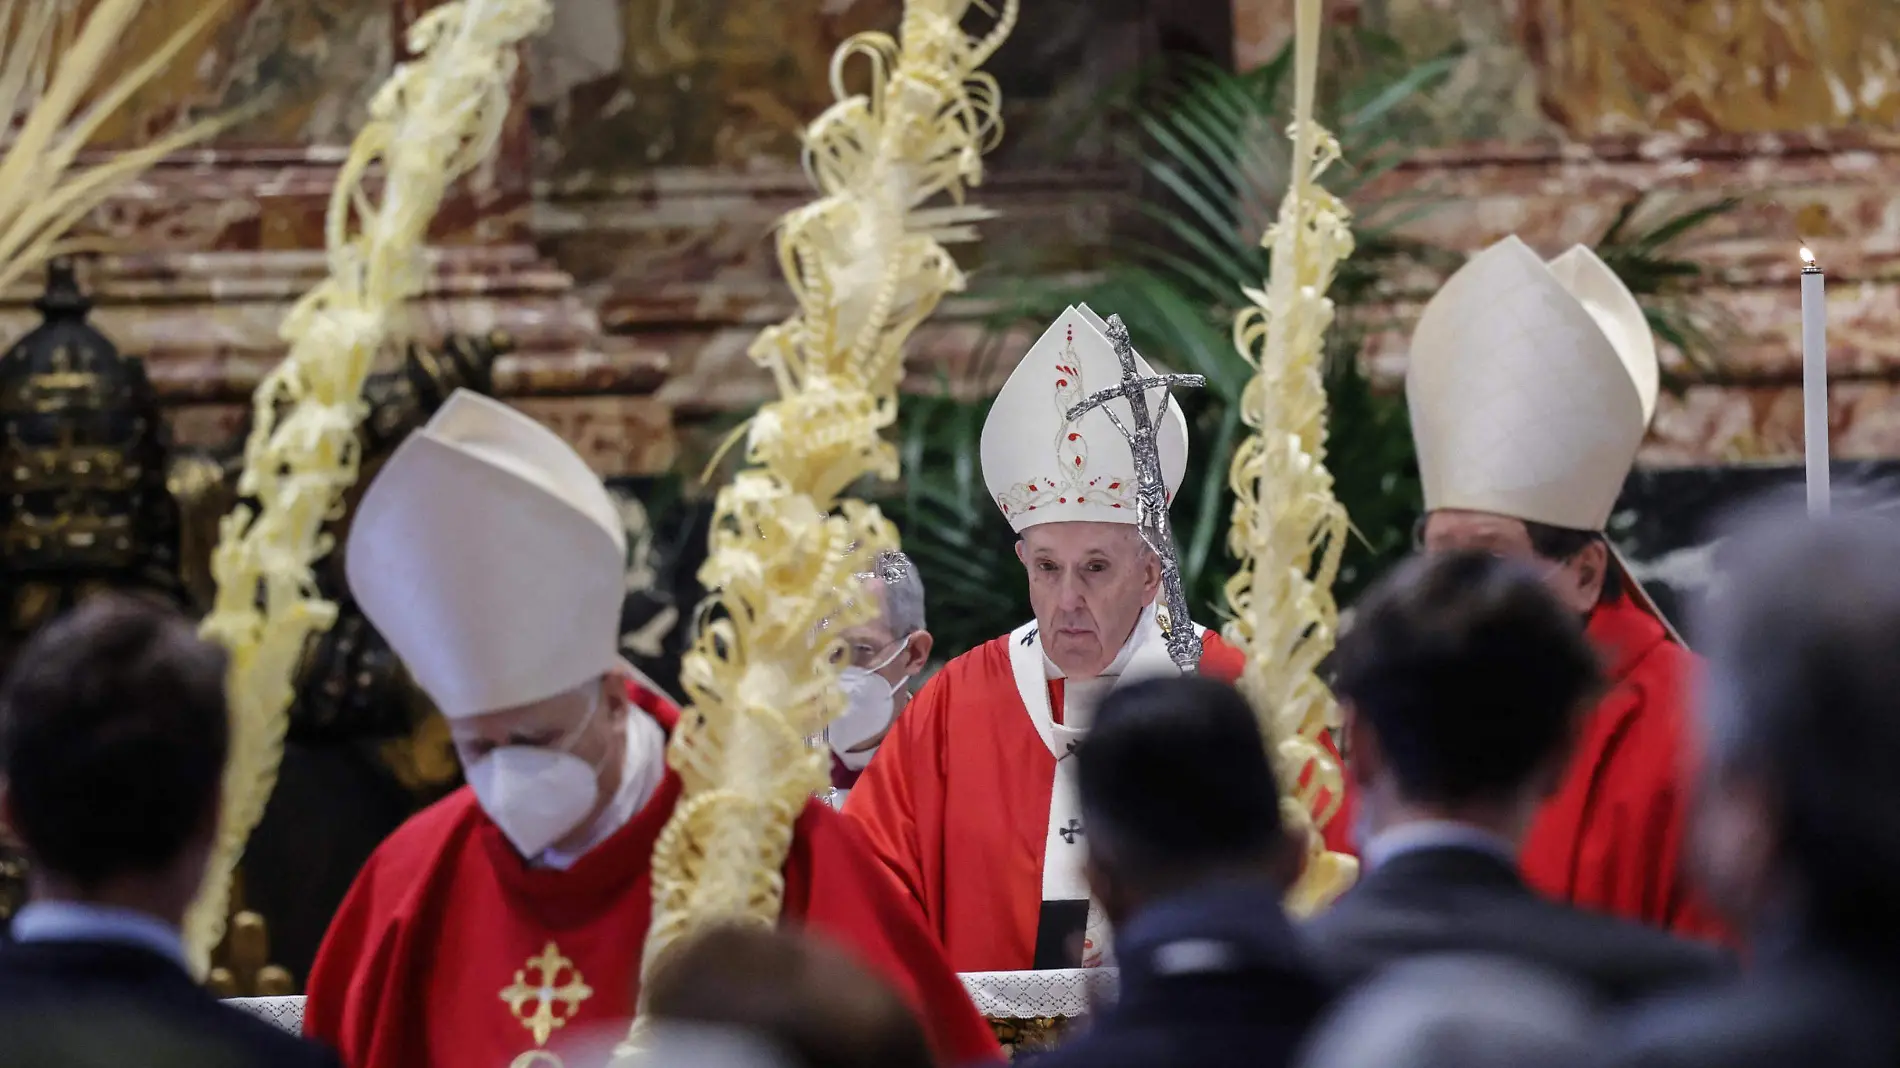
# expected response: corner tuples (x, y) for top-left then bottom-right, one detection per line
(88, 0), (396, 148)
(1234, 0), (1900, 465)
(20, 0), (1900, 476)
(1238, 0), (1899, 141)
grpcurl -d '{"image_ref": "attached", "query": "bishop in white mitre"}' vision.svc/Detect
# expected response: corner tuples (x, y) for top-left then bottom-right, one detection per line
(842, 305), (1352, 972)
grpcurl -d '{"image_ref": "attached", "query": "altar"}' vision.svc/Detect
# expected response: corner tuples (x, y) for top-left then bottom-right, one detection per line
(227, 970), (1118, 1054)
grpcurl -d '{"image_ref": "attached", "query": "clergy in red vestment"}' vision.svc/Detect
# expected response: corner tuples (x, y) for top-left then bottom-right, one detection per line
(823, 549), (934, 810)
(843, 305), (1351, 973)
(303, 390), (998, 1068)
(1394, 236), (1725, 941)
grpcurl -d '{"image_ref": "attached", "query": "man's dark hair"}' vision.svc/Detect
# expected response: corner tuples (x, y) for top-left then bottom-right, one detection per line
(1524, 520), (1623, 605)
(0, 594), (229, 886)
(1697, 505), (1900, 946)
(646, 924), (933, 1068)
(1333, 551), (1603, 806)
(1077, 675), (1286, 878)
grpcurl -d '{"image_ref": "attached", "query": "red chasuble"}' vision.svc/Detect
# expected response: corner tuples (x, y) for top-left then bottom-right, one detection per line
(1519, 591), (1728, 941)
(842, 627), (1354, 972)
(304, 687), (999, 1068)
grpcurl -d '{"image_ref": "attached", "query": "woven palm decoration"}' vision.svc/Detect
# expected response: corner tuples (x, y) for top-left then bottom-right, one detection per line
(635, 0), (1018, 1009)
(185, 0), (553, 972)
(1220, 0), (1360, 915)
(0, 0), (236, 292)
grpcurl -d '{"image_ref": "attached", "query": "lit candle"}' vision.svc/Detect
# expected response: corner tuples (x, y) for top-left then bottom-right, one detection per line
(1801, 247), (1830, 515)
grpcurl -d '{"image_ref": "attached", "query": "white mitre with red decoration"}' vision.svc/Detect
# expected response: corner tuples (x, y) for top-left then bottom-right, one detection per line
(980, 304), (1190, 531)
(1407, 235), (1659, 534)
(345, 389), (628, 720)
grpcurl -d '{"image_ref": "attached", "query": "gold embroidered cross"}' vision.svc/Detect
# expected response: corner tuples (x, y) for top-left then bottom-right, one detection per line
(499, 942), (594, 1047)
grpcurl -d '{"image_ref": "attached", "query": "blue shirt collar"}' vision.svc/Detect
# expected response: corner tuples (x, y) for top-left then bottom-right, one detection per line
(1362, 820), (1516, 872)
(10, 901), (189, 971)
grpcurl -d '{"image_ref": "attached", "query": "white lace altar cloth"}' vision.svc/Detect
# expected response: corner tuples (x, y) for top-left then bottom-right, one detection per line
(958, 969), (1115, 1019)
(228, 995), (305, 1032)
(226, 969), (1114, 1032)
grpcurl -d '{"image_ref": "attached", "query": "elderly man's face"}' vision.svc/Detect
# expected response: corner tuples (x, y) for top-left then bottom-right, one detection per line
(841, 578), (901, 675)
(449, 671), (630, 850)
(1017, 522), (1161, 678)
(836, 576), (932, 752)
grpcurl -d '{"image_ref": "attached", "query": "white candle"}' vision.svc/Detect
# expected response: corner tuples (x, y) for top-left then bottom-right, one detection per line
(1801, 247), (1830, 515)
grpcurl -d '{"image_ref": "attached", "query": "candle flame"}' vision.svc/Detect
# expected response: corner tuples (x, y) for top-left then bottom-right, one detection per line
(1801, 246), (1817, 267)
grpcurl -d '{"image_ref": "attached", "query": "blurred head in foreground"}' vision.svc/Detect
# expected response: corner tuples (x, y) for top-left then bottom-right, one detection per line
(1692, 504), (1900, 946)
(1332, 551), (1603, 846)
(1078, 675), (1291, 926)
(1298, 954), (1591, 1068)
(642, 925), (934, 1068)
(0, 593), (227, 927)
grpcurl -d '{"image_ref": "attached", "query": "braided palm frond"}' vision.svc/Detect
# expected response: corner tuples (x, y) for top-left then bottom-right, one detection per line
(635, 0), (1017, 1014)
(185, 0), (553, 974)
(1219, 0), (1359, 915)
(0, 0), (239, 291)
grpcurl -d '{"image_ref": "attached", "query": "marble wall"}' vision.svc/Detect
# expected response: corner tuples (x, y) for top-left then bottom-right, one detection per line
(53, 0), (1198, 478)
(87, 0), (395, 149)
(1515, 0), (1900, 138)
(31, 0), (672, 476)
(529, 0), (1148, 176)
(47, 1), (1223, 477)
(1237, 0), (1900, 141)
(57, 0), (1900, 474)
(531, 0), (898, 173)
(528, 0), (1161, 462)
(1232, 0), (1900, 466)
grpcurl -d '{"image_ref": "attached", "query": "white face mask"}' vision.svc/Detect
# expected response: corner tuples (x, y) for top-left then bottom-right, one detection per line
(466, 691), (614, 859)
(829, 638), (912, 768)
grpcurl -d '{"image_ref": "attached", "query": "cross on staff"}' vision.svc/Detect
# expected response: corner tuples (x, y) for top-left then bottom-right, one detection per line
(1066, 314), (1207, 674)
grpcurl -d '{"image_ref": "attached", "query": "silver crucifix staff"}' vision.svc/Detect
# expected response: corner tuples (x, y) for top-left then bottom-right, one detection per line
(1066, 314), (1207, 674)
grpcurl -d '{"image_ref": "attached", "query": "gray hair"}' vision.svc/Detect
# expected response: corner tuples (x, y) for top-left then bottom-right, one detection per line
(862, 550), (927, 638)
(1692, 498), (1900, 939)
(1299, 955), (1590, 1068)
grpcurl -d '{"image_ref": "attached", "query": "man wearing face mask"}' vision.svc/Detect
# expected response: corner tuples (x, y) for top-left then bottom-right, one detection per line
(301, 391), (999, 1068)
(1368, 235), (1724, 941)
(843, 306), (1352, 973)
(824, 551), (931, 808)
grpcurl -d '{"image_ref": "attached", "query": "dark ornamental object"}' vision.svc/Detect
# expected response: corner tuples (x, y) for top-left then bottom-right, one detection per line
(0, 259), (184, 642)
(0, 259), (186, 933)
(1066, 313), (1206, 674)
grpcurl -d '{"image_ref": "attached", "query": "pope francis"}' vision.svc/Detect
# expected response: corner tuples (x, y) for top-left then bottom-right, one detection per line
(844, 305), (1351, 973)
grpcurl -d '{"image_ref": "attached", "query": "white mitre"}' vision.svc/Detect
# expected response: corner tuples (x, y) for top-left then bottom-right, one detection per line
(346, 389), (627, 720)
(980, 304), (1190, 531)
(1407, 235), (1659, 533)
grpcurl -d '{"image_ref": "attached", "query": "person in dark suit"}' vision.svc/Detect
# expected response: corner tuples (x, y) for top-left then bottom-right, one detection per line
(1023, 675), (1330, 1068)
(1304, 551), (1725, 1005)
(1606, 508), (1900, 1068)
(0, 594), (339, 1068)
